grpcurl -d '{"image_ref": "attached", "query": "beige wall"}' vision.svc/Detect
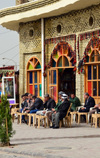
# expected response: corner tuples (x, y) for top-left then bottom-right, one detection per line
(19, 20), (41, 97)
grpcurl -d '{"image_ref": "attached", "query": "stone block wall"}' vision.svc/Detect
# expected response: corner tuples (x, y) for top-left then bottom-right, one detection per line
(19, 20), (41, 97)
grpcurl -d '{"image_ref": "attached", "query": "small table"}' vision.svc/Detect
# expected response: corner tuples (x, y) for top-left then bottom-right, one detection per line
(91, 114), (100, 128)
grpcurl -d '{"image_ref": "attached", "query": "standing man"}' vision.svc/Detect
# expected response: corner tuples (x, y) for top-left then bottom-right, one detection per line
(69, 93), (81, 111)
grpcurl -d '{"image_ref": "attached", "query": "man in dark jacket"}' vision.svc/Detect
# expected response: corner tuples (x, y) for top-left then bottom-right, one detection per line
(52, 94), (70, 129)
(21, 94), (28, 110)
(36, 94), (56, 116)
(79, 93), (95, 113)
(44, 94), (56, 110)
(47, 91), (64, 122)
(26, 96), (43, 113)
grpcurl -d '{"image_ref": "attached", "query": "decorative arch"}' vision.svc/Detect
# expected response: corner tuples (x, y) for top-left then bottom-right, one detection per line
(27, 57), (42, 97)
(47, 41), (76, 68)
(84, 37), (100, 62)
(84, 37), (100, 104)
(27, 56), (41, 70)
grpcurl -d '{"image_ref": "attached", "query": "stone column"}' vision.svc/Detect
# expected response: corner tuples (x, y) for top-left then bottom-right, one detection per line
(76, 34), (84, 103)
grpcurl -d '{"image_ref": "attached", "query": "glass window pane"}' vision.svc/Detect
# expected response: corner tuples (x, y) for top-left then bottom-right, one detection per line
(88, 66), (91, 80)
(53, 70), (56, 84)
(58, 57), (62, 67)
(91, 51), (95, 62)
(29, 64), (33, 70)
(49, 86), (57, 102)
(98, 82), (100, 96)
(93, 65), (97, 79)
(29, 85), (33, 94)
(35, 85), (38, 96)
(34, 58), (38, 64)
(88, 81), (92, 96)
(49, 71), (51, 84)
(86, 56), (89, 62)
(36, 63), (41, 69)
(34, 72), (37, 83)
(39, 71), (41, 83)
(98, 65), (100, 79)
(64, 57), (69, 66)
(96, 51), (100, 61)
(93, 81), (97, 96)
(52, 59), (56, 67)
(29, 72), (33, 84)
(39, 84), (42, 97)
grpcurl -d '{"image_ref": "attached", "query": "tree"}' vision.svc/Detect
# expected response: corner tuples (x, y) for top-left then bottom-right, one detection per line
(0, 95), (15, 146)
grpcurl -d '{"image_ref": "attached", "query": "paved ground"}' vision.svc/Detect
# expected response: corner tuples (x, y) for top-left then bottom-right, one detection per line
(0, 120), (100, 158)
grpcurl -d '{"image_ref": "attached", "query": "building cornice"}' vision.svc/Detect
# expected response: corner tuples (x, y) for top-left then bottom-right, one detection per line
(0, 0), (60, 18)
(0, 0), (100, 31)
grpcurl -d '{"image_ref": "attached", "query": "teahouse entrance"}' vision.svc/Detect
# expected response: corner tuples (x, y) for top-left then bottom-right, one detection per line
(48, 68), (75, 103)
(47, 41), (76, 102)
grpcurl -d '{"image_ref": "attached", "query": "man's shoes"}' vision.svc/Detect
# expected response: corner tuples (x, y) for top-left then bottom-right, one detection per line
(50, 125), (55, 128)
(53, 126), (59, 129)
(22, 120), (25, 123)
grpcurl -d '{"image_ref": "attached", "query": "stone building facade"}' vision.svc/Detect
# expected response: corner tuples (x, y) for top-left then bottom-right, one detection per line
(0, 0), (100, 103)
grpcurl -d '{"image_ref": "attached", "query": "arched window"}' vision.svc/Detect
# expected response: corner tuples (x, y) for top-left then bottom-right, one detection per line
(85, 38), (100, 104)
(27, 57), (42, 97)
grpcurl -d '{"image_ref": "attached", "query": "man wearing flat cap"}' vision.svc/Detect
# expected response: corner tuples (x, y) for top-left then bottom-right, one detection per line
(47, 91), (64, 122)
(51, 93), (70, 129)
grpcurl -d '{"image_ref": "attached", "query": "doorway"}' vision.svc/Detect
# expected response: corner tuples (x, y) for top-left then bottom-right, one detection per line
(48, 68), (75, 102)
(58, 68), (75, 96)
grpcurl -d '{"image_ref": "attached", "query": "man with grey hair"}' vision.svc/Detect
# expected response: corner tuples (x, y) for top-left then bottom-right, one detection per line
(51, 93), (70, 129)
(79, 92), (95, 113)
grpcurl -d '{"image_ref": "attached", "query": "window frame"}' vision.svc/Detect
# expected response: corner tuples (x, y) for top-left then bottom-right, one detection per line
(26, 57), (42, 97)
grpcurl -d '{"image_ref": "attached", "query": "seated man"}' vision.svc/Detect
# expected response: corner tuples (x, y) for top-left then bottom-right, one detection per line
(21, 94), (28, 111)
(52, 93), (70, 129)
(89, 103), (100, 116)
(19, 94), (28, 123)
(79, 93), (95, 113)
(23, 93), (33, 111)
(26, 96), (44, 113)
(24, 93), (29, 100)
(69, 93), (81, 111)
(47, 91), (64, 122)
(36, 94), (56, 116)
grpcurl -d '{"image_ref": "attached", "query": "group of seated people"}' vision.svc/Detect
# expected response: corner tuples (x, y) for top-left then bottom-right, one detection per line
(20, 92), (100, 128)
